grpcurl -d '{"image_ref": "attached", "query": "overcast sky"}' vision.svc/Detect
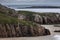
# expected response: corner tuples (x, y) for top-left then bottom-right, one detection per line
(0, 0), (60, 6)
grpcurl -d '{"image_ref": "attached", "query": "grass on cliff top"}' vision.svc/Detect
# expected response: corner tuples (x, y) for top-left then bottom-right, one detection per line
(0, 13), (18, 24)
(0, 13), (37, 27)
(19, 20), (37, 27)
(18, 11), (59, 17)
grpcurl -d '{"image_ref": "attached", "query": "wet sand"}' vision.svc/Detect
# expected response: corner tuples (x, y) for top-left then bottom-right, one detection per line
(0, 25), (60, 40)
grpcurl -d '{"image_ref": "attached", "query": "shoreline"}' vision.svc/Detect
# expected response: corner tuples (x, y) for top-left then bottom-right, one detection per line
(15, 8), (60, 13)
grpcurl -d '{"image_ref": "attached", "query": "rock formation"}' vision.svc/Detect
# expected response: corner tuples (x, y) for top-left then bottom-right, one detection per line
(0, 4), (51, 38)
(0, 24), (50, 37)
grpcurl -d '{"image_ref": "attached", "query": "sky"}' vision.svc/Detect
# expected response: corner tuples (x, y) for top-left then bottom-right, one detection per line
(0, 0), (60, 6)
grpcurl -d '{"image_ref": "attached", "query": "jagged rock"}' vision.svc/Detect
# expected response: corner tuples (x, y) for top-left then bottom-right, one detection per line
(0, 24), (50, 37)
(2, 24), (7, 37)
(15, 24), (22, 37)
(24, 13), (60, 24)
(28, 25), (34, 36)
(42, 16), (48, 24)
(0, 24), (2, 37)
(33, 14), (43, 24)
(44, 29), (51, 35)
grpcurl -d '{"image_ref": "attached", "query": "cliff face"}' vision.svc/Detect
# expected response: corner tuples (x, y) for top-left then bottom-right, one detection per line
(0, 24), (50, 37)
(33, 14), (60, 24)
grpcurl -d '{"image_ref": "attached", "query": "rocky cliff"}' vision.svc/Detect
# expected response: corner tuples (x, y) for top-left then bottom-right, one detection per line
(0, 24), (50, 38)
(0, 4), (51, 37)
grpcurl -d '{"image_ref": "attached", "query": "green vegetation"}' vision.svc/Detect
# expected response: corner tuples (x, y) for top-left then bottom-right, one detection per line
(0, 13), (18, 24)
(19, 20), (37, 27)
(0, 4), (18, 24)
(18, 11), (59, 17)
(18, 11), (37, 15)
(0, 4), (37, 27)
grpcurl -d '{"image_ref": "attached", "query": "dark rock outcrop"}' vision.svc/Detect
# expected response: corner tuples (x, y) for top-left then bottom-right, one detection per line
(44, 29), (51, 35)
(24, 14), (60, 24)
(0, 24), (50, 37)
(54, 30), (60, 32)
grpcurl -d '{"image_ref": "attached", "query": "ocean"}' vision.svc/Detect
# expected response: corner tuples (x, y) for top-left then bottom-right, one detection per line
(15, 8), (60, 13)
(6, 5), (60, 13)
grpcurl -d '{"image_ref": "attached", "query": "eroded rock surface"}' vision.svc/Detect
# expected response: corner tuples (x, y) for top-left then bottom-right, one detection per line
(0, 24), (50, 38)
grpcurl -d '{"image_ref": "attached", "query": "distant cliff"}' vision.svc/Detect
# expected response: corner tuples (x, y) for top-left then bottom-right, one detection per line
(26, 6), (60, 8)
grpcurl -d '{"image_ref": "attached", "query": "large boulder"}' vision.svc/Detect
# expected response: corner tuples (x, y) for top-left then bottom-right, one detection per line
(34, 14), (43, 24)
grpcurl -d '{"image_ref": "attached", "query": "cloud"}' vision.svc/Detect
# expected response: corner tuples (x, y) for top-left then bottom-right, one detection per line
(0, 0), (52, 3)
(0, 0), (46, 4)
(0, 0), (36, 2)
(0, 0), (60, 5)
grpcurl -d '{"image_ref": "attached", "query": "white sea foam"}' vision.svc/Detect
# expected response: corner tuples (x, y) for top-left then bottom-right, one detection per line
(15, 8), (60, 13)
